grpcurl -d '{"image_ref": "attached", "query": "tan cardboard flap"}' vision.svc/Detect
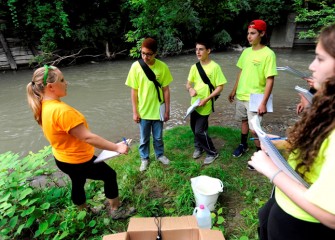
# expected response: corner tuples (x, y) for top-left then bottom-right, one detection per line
(102, 216), (226, 240)
(161, 216), (198, 230)
(128, 217), (158, 240)
(161, 216), (199, 240)
(128, 216), (199, 240)
(199, 229), (225, 240)
(102, 232), (129, 240)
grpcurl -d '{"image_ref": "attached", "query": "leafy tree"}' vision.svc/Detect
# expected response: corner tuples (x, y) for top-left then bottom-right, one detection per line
(191, 0), (250, 46)
(293, 0), (335, 39)
(124, 0), (201, 57)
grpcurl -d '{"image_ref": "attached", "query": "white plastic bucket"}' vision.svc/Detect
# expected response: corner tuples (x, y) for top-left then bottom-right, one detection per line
(191, 175), (224, 211)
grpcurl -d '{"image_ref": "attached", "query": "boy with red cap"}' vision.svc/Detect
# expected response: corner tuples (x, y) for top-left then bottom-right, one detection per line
(228, 20), (277, 169)
(125, 38), (173, 172)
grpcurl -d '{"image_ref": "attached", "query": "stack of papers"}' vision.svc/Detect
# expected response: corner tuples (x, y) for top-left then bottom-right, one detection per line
(249, 94), (273, 112)
(277, 66), (310, 79)
(295, 86), (313, 104)
(251, 116), (310, 188)
(159, 103), (165, 121)
(184, 98), (201, 120)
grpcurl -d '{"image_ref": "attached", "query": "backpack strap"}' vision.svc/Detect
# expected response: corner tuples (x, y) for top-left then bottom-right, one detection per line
(196, 62), (219, 112)
(138, 59), (162, 102)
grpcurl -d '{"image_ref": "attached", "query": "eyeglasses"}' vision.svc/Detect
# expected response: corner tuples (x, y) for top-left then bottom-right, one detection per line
(141, 51), (155, 57)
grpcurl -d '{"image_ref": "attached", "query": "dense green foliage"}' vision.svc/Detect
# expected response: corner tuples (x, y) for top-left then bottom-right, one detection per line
(0, 126), (272, 239)
(293, 0), (335, 38)
(0, 0), (334, 63)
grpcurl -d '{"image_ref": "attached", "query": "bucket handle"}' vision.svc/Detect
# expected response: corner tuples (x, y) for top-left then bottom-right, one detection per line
(217, 179), (224, 192)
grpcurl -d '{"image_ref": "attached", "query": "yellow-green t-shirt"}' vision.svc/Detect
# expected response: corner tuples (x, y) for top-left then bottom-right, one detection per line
(42, 100), (94, 164)
(187, 60), (227, 115)
(236, 46), (277, 101)
(125, 59), (173, 120)
(275, 130), (335, 222)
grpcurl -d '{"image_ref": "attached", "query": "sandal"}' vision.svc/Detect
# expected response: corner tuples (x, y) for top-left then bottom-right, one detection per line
(104, 200), (123, 209)
(87, 205), (101, 214)
(108, 206), (137, 220)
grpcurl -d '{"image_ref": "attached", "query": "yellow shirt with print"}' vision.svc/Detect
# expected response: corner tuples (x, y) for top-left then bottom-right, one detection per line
(236, 46), (277, 101)
(125, 59), (173, 120)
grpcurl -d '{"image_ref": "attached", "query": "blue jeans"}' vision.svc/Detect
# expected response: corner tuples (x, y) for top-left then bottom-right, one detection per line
(139, 119), (164, 160)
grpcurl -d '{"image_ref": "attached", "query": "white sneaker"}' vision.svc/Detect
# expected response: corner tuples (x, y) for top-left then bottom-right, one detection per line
(139, 160), (149, 172)
(157, 155), (170, 165)
(204, 153), (219, 165)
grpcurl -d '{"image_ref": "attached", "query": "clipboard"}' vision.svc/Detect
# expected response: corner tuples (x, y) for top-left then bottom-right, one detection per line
(295, 85), (313, 104)
(251, 115), (310, 188)
(249, 94), (273, 112)
(277, 66), (310, 79)
(94, 139), (132, 163)
(159, 103), (165, 121)
(184, 98), (201, 120)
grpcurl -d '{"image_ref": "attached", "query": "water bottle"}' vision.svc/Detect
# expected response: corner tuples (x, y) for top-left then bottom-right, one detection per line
(193, 204), (212, 229)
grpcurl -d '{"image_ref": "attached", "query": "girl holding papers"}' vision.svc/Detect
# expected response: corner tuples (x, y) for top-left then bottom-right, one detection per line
(249, 24), (335, 239)
(26, 66), (135, 219)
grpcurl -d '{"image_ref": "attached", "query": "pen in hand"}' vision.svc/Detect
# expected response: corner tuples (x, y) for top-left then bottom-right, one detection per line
(250, 137), (287, 141)
(122, 138), (133, 153)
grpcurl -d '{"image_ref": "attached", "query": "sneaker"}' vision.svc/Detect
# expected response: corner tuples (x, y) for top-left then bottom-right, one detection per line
(204, 153), (219, 165)
(192, 149), (204, 159)
(157, 155), (170, 165)
(139, 159), (149, 171)
(247, 164), (255, 171)
(108, 206), (137, 220)
(232, 144), (249, 157)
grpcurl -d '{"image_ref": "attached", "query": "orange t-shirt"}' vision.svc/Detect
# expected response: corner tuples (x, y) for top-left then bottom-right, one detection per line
(41, 100), (94, 164)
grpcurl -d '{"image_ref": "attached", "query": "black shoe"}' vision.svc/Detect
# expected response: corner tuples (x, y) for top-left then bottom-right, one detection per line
(247, 164), (255, 171)
(232, 144), (249, 157)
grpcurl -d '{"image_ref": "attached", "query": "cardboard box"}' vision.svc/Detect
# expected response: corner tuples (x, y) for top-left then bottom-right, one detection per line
(103, 216), (225, 240)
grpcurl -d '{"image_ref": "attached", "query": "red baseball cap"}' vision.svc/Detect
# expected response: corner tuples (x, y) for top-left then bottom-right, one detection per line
(248, 20), (267, 31)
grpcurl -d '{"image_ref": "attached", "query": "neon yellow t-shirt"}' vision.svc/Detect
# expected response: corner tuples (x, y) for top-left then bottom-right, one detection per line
(42, 100), (94, 164)
(236, 46), (277, 101)
(125, 59), (173, 120)
(187, 60), (227, 115)
(275, 130), (335, 222)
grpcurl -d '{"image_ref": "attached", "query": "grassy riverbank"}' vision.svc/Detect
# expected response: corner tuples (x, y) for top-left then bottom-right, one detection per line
(0, 126), (272, 240)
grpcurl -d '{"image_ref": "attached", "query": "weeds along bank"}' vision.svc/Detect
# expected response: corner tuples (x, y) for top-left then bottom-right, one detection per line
(0, 126), (272, 240)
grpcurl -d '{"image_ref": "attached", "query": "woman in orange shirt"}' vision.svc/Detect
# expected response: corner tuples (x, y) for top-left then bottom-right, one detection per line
(27, 66), (135, 219)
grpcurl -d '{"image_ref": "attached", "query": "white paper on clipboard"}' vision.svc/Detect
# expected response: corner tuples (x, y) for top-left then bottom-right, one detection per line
(250, 116), (310, 188)
(94, 139), (132, 164)
(159, 103), (165, 121)
(277, 66), (310, 79)
(184, 98), (201, 120)
(295, 86), (313, 104)
(249, 94), (273, 113)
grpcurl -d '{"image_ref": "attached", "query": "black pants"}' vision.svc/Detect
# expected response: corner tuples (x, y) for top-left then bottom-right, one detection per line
(259, 197), (335, 240)
(55, 156), (118, 205)
(190, 110), (217, 155)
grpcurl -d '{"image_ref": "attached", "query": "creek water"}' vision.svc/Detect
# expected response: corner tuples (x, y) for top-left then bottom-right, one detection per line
(0, 49), (315, 156)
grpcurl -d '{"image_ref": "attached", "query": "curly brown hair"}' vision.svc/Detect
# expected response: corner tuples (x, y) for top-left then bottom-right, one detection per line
(287, 78), (335, 175)
(286, 24), (335, 178)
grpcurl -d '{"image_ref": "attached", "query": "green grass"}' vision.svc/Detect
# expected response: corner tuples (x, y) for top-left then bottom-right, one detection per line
(0, 126), (272, 240)
(107, 125), (272, 239)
